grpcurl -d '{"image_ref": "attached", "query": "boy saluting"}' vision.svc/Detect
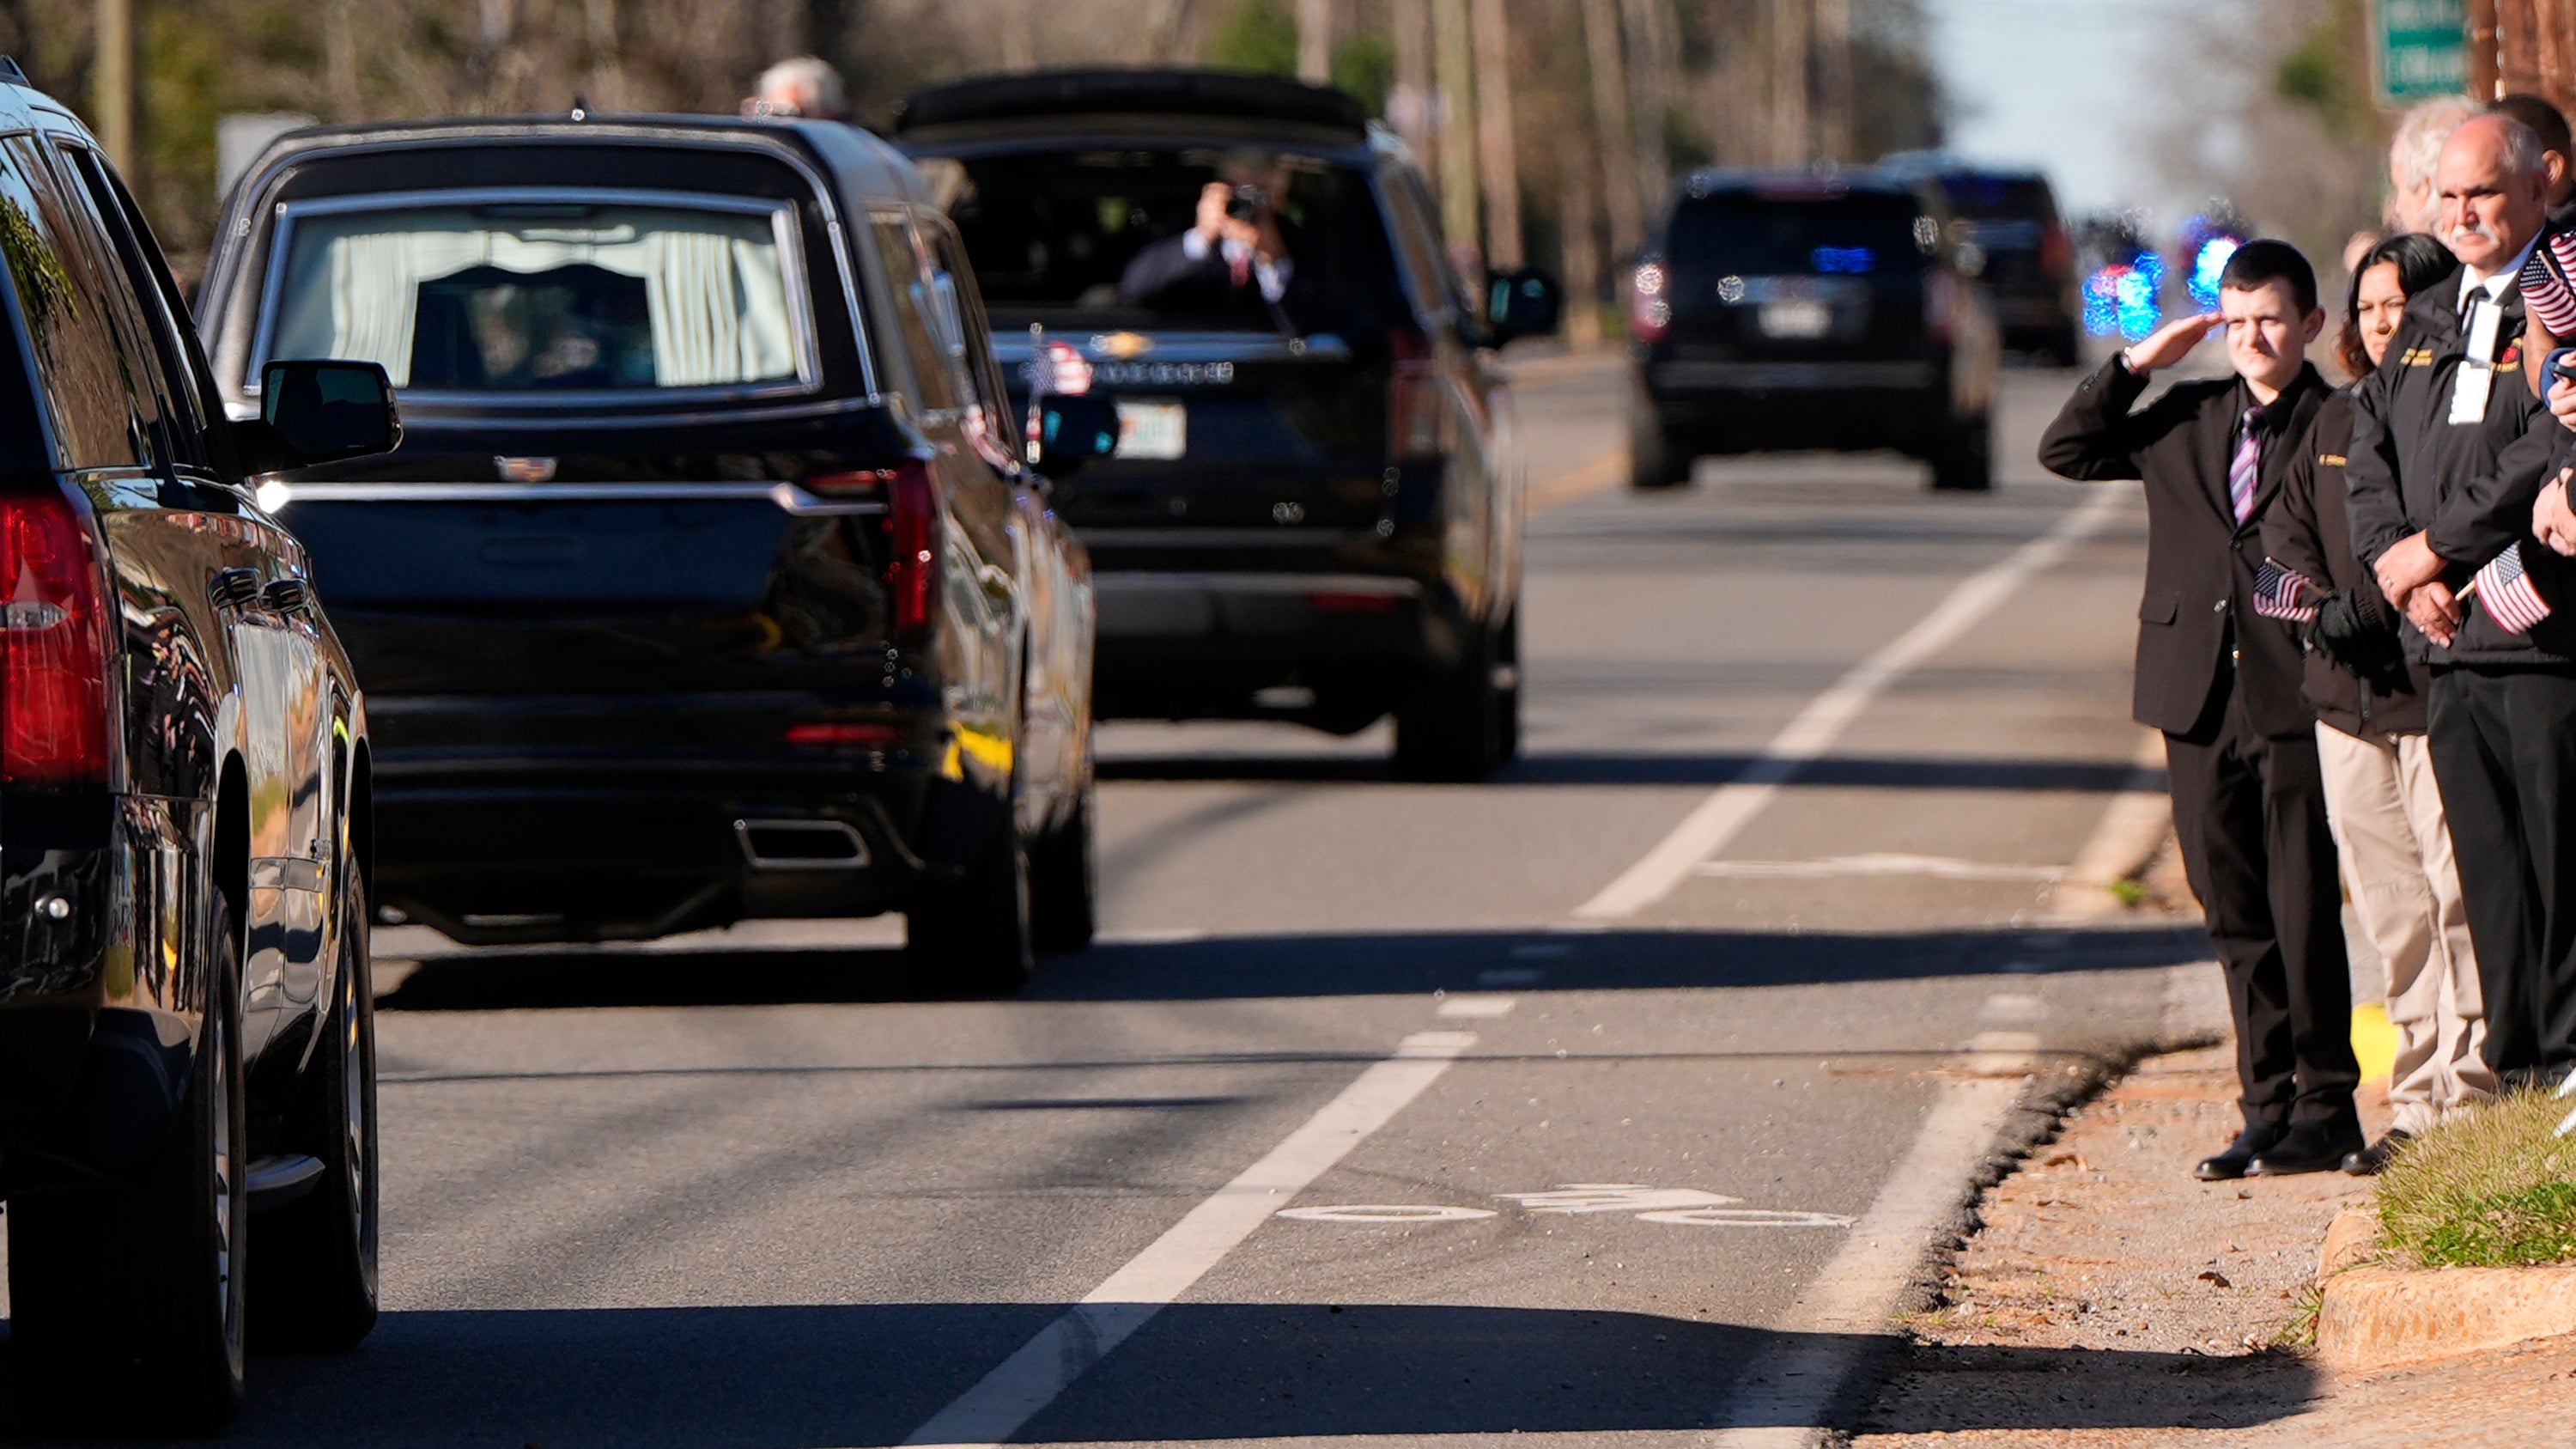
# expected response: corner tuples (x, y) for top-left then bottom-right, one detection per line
(2040, 241), (2361, 1178)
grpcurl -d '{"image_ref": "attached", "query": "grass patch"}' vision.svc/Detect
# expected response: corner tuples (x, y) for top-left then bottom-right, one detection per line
(2377, 1089), (2576, 1269)
(2106, 878), (2147, 909)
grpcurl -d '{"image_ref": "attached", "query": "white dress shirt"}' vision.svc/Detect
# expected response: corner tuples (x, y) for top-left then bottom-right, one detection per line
(1180, 228), (1294, 305)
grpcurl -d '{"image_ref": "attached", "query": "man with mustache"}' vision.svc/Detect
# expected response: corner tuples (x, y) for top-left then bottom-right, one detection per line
(2348, 113), (2576, 1089)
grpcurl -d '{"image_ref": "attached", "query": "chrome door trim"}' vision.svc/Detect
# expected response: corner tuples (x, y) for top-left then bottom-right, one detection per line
(252, 480), (887, 515)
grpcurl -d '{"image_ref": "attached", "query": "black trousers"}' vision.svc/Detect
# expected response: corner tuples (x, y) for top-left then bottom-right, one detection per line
(2426, 666), (2576, 1078)
(2163, 673), (2359, 1129)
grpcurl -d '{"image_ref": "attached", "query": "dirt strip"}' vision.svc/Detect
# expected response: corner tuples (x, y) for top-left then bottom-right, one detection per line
(1849, 1044), (2576, 1448)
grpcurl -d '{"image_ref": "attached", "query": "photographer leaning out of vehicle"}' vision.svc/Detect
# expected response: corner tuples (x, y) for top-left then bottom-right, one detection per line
(1118, 163), (1308, 332)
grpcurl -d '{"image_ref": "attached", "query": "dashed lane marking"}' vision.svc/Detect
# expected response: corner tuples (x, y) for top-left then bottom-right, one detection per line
(897, 1029), (1478, 1449)
(1573, 488), (2127, 921)
(1275, 1203), (1497, 1223)
(1695, 853), (2063, 882)
(1437, 995), (1518, 1018)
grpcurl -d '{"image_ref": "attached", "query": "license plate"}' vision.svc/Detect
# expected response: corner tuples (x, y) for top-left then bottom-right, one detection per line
(1759, 299), (1832, 338)
(1115, 399), (1187, 460)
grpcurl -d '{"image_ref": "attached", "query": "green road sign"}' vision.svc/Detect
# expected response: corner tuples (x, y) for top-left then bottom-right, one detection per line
(2378, 0), (2470, 103)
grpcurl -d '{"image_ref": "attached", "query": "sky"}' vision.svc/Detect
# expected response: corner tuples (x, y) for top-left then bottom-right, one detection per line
(1922, 0), (2237, 224)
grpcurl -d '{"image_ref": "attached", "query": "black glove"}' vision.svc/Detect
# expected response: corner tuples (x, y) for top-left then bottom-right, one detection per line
(2311, 589), (2409, 691)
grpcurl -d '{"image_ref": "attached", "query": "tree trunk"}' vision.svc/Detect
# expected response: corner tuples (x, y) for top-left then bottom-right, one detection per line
(1392, 0), (1436, 174)
(1558, 122), (1603, 347)
(1433, 0), (1479, 265)
(1580, 0), (1640, 261)
(1470, 0), (1522, 269)
(94, 0), (137, 177)
(1771, 0), (1809, 167)
(1618, 0), (1674, 209)
(1815, 0), (1853, 162)
(1298, 0), (1333, 83)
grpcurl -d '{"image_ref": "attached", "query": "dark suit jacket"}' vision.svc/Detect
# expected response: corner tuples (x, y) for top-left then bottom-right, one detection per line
(2258, 388), (2427, 735)
(1116, 229), (1309, 332)
(2038, 356), (2331, 738)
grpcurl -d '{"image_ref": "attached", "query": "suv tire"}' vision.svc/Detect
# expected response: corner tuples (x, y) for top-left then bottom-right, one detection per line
(1630, 405), (1693, 490)
(908, 813), (1036, 995)
(1030, 764), (1097, 954)
(1929, 414), (1994, 492)
(10, 895), (250, 1434)
(255, 868), (380, 1350)
(1395, 624), (1508, 782)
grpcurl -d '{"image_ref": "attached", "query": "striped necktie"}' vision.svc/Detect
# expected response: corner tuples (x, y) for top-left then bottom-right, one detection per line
(2229, 406), (2263, 524)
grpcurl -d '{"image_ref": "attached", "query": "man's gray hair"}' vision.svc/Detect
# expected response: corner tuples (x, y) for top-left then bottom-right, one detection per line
(2492, 113), (2551, 180)
(754, 55), (847, 120)
(2391, 94), (2482, 194)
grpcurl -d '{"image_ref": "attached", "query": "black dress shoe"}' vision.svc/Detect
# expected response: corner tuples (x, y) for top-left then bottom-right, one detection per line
(2194, 1122), (2287, 1181)
(2247, 1123), (2367, 1177)
(2342, 1129), (2414, 1176)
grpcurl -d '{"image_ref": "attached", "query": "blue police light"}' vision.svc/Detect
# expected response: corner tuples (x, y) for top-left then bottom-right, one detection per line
(1811, 246), (1874, 273)
(2188, 234), (2241, 312)
(2119, 253), (2165, 340)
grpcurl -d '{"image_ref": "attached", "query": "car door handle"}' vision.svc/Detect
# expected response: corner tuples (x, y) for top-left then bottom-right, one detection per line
(261, 576), (312, 613)
(210, 568), (261, 610)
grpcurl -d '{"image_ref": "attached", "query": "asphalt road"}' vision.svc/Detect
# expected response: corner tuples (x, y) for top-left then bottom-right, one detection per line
(19, 356), (2220, 1446)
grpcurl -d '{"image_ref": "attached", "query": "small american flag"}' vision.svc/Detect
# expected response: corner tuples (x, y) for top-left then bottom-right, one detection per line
(2523, 228), (2576, 339)
(2473, 541), (2555, 636)
(2251, 557), (2319, 623)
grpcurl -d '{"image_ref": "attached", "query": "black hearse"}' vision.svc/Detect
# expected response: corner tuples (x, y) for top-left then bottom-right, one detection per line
(896, 70), (1558, 781)
(197, 116), (1105, 991)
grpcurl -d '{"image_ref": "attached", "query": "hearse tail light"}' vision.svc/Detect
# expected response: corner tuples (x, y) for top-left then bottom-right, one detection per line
(1388, 326), (1443, 460)
(879, 460), (939, 640)
(0, 490), (112, 786)
(1631, 263), (1671, 344)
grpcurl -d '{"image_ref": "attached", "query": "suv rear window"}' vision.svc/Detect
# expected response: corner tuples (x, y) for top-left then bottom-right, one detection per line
(937, 148), (1400, 337)
(258, 193), (810, 394)
(1931, 175), (2057, 224)
(1667, 193), (1933, 279)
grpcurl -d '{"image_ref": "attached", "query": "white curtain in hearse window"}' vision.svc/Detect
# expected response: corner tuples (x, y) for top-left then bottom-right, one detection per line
(268, 202), (799, 391)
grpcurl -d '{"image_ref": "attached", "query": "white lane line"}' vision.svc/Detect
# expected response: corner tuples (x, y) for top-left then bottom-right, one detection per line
(2046, 728), (2174, 922)
(898, 1029), (1478, 1449)
(1701, 1063), (2030, 1448)
(1437, 994), (1518, 1018)
(1573, 488), (2127, 920)
(1694, 853), (2063, 882)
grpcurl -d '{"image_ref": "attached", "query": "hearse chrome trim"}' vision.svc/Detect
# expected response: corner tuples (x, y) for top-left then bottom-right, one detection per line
(1092, 572), (1423, 596)
(254, 480), (887, 515)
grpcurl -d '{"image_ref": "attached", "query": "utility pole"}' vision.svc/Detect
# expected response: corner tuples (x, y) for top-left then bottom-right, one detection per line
(1470, 0), (1522, 269)
(94, 0), (138, 178)
(1770, 0), (1810, 167)
(1297, 0), (1333, 84)
(1556, 122), (1602, 345)
(2471, 0), (2502, 100)
(1579, 0), (1639, 261)
(1432, 0), (1479, 260)
(1618, 0), (1673, 211)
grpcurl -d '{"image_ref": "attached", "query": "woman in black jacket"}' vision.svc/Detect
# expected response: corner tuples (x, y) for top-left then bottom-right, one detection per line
(2260, 232), (2492, 1174)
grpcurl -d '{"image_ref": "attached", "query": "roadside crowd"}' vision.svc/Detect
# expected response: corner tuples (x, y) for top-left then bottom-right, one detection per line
(2041, 94), (2576, 1182)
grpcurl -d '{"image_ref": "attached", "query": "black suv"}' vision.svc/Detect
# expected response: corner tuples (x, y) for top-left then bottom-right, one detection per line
(896, 70), (1558, 781)
(1880, 155), (2081, 364)
(196, 116), (1106, 992)
(1628, 170), (2000, 491)
(0, 65), (398, 1428)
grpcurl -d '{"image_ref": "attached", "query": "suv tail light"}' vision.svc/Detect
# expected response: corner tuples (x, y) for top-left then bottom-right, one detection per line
(1388, 326), (1442, 460)
(803, 462), (941, 640)
(1630, 262), (1671, 344)
(0, 490), (112, 786)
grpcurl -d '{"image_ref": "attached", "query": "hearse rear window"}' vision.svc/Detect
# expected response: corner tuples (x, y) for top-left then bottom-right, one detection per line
(257, 192), (811, 395)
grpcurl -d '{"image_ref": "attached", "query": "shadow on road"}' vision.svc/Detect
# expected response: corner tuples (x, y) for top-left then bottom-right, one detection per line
(0, 1303), (2309, 1446)
(1100, 751), (2160, 792)
(376, 922), (2206, 1014)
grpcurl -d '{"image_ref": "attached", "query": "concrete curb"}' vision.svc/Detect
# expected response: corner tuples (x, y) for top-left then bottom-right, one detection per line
(2317, 1262), (2576, 1370)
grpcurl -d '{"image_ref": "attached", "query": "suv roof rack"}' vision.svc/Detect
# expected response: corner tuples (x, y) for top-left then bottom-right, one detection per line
(894, 68), (1367, 140)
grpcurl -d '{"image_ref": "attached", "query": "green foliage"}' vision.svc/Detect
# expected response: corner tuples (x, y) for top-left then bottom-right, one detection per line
(1330, 30), (1394, 116)
(2272, 0), (2374, 139)
(2378, 1089), (2576, 1269)
(1207, 0), (1300, 78)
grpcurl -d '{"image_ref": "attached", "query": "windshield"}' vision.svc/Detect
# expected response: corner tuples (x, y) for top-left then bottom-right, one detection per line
(261, 197), (805, 393)
(1933, 175), (2058, 224)
(936, 148), (1400, 337)
(1666, 195), (1933, 278)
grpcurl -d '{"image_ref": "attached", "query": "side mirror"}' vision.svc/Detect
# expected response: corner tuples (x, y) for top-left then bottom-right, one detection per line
(1486, 267), (1563, 345)
(240, 359), (401, 475)
(1029, 394), (1118, 478)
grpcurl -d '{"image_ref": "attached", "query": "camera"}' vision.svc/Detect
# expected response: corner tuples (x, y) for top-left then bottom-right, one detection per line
(1224, 185), (1268, 222)
(2545, 346), (2576, 392)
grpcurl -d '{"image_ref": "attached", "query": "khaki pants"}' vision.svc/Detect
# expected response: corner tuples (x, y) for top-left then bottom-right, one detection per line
(2316, 721), (2495, 1135)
